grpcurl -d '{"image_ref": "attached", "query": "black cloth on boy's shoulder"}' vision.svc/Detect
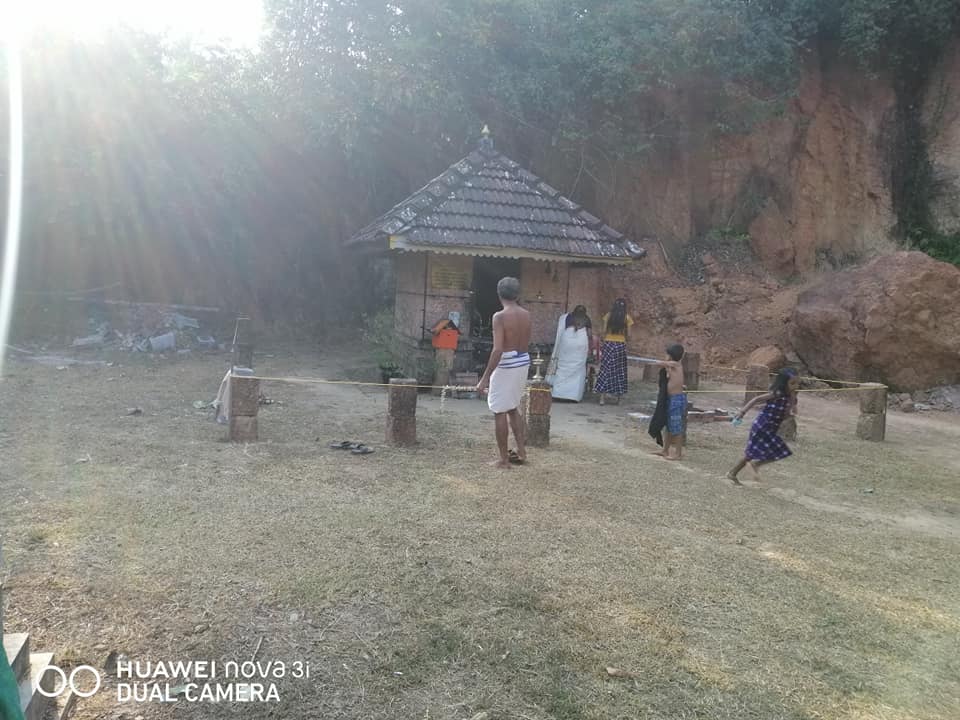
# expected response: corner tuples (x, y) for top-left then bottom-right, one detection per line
(648, 367), (668, 447)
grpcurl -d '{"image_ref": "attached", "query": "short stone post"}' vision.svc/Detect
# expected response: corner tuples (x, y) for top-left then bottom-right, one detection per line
(432, 348), (456, 397)
(856, 383), (887, 441)
(229, 374), (260, 442)
(744, 364), (769, 403)
(387, 378), (418, 446)
(682, 351), (701, 391)
(526, 381), (552, 448)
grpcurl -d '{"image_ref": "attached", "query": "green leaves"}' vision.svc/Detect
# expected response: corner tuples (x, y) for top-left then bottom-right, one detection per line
(262, 0), (819, 158)
(11, 0), (960, 317)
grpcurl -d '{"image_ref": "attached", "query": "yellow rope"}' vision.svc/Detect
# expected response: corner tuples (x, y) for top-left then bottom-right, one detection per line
(244, 374), (881, 394)
(247, 375), (461, 390)
(247, 374), (555, 393)
(627, 354), (883, 387)
(692, 387), (882, 394)
(699, 363), (880, 388)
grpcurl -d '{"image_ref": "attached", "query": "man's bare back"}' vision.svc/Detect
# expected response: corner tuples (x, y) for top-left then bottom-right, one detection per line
(493, 304), (532, 352)
(477, 277), (533, 469)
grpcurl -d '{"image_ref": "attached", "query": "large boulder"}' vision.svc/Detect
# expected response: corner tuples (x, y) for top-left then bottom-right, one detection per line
(790, 252), (960, 391)
(748, 345), (788, 371)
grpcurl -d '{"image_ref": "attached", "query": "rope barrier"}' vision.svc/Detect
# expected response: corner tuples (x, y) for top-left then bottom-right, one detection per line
(244, 373), (881, 395)
(245, 374), (540, 392)
(699, 363), (881, 388)
(627, 355), (885, 388)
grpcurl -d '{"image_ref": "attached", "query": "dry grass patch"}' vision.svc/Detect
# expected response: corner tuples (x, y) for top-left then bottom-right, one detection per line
(1, 348), (958, 719)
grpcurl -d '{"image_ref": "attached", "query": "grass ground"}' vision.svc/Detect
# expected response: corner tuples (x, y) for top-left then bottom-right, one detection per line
(1, 345), (959, 720)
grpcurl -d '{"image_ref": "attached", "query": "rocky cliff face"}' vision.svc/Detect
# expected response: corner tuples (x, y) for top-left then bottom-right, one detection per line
(594, 43), (960, 277)
(925, 41), (960, 236)
(742, 60), (897, 276)
(599, 245), (801, 370)
(584, 41), (960, 383)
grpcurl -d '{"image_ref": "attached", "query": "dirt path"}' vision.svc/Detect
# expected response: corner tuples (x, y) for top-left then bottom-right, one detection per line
(282, 360), (960, 542)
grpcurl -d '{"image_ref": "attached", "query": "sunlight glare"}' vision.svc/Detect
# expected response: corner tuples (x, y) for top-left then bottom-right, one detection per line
(1, 32), (23, 378)
(0, 0), (264, 46)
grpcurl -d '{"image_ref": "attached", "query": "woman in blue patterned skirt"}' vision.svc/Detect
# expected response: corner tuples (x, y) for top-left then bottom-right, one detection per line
(594, 298), (633, 405)
(727, 367), (799, 484)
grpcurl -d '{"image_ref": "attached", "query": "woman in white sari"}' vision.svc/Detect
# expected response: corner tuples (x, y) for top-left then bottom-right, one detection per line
(546, 305), (593, 402)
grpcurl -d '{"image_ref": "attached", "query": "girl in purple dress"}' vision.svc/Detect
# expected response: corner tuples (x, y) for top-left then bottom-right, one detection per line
(727, 368), (799, 485)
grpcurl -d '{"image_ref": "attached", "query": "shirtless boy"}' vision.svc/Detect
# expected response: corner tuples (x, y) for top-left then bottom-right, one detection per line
(477, 277), (532, 468)
(651, 344), (686, 460)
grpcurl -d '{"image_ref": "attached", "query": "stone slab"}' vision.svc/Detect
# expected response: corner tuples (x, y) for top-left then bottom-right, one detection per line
(229, 415), (258, 443)
(3, 632), (30, 683)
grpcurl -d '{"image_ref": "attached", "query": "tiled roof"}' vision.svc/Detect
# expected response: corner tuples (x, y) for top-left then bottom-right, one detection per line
(348, 141), (645, 261)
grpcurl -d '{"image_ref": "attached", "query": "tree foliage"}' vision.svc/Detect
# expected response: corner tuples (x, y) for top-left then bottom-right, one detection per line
(262, 1), (960, 267)
(3, 29), (365, 328)
(4, 0), (960, 331)
(263, 0), (813, 157)
(262, 0), (959, 151)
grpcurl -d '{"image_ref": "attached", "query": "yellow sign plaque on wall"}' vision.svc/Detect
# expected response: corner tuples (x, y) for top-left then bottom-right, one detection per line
(431, 260), (471, 290)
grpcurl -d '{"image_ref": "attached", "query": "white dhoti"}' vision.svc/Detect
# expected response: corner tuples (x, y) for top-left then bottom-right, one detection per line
(546, 314), (589, 402)
(487, 351), (530, 413)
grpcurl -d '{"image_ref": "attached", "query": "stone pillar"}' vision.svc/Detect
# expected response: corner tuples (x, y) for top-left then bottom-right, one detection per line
(744, 364), (769, 403)
(432, 348), (456, 397)
(387, 378), (418, 446)
(233, 317), (254, 369)
(856, 383), (887, 442)
(681, 352), (701, 391)
(229, 375), (260, 442)
(526, 381), (552, 448)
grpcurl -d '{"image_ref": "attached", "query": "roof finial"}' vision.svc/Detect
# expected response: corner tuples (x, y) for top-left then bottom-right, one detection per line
(479, 124), (494, 152)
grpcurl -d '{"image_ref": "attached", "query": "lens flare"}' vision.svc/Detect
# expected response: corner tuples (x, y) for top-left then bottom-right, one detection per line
(1, 35), (24, 377)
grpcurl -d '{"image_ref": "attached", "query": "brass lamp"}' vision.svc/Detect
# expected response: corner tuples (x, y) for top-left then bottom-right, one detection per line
(531, 347), (545, 382)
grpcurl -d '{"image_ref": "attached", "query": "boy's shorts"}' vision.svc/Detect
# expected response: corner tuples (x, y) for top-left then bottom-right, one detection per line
(667, 394), (688, 434)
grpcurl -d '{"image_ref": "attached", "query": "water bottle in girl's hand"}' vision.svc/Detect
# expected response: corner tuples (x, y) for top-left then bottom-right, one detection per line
(731, 415), (743, 427)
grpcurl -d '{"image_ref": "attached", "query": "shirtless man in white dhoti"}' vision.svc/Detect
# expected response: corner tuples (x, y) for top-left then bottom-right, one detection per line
(477, 277), (532, 468)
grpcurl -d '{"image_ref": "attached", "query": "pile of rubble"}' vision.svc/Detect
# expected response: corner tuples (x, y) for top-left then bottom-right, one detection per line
(69, 305), (221, 354)
(888, 386), (960, 414)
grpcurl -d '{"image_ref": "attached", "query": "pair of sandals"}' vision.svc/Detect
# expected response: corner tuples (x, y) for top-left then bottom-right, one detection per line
(508, 449), (526, 465)
(329, 441), (375, 455)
